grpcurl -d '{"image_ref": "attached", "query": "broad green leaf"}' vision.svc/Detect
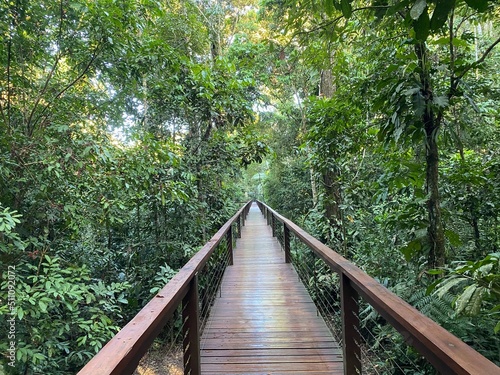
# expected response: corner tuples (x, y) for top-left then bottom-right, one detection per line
(412, 91), (426, 116)
(410, 0), (427, 20)
(400, 239), (421, 262)
(434, 276), (466, 298)
(455, 284), (484, 315)
(466, 286), (485, 315)
(414, 11), (430, 41)
(324, 0), (335, 15)
(444, 229), (460, 246)
(341, 0), (353, 18)
(464, 0), (489, 11)
(426, 277), (443, 295)
(427, 269), (445, 275)
(431, 37), (450, 46)
(452, 37), (469, 48)
(433, 95), (449, 108)
(477, 263), (494, 276)
(430, 0), (455, 31)
(387, 0), (412, 16)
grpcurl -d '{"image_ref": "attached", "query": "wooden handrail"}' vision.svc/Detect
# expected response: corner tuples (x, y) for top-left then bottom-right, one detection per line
(78, 201), (252, 375)
(257, 201), (500, 375)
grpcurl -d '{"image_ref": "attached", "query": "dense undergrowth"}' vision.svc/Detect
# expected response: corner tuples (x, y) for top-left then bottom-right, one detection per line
(1, 0), (500, 373)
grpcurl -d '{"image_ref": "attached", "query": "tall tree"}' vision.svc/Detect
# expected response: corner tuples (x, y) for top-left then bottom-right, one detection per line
(264, 0), (500, 267)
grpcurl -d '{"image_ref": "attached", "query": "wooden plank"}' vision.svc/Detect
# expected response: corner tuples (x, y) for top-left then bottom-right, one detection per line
(202, 337), (335, 345)
(202, 330), (333, 339)
(201, 348), (342, 357)
(202, 362), (343, 372)
(201, 355), (343, 364)
(205, 327), (330, 334)
(201, 341), (338, 350)
(200, 203), (343, 374)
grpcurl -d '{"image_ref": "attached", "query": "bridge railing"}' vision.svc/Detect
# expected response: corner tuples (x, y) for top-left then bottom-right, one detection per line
(257, 201), (499, 375)
(78, 201), (252, 375)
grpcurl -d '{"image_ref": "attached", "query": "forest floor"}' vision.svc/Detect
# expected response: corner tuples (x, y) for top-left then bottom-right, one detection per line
(133, 344), (183, 375)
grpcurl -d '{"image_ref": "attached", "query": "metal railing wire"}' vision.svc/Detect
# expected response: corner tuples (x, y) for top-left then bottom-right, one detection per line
(256, 200), (500, 375)
(78, 201), (252, 375)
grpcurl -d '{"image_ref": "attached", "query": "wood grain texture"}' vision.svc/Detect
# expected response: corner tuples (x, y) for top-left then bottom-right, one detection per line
(200, 203), (343, 374)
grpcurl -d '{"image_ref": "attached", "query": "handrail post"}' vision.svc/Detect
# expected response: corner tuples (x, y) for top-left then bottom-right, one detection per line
(341, 273), (361, 375)
(284, 223), (291, 263)
(227, 226), (234, 266)
(237, 215), (242, 238)
(183, 275), (201, 375)
(271, 214), (276, 237)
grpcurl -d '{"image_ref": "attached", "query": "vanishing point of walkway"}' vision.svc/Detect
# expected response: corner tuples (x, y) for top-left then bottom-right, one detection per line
(200, 203), (343, 374)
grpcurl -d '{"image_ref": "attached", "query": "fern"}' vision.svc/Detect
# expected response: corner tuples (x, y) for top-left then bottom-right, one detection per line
(408, 289), (455, 325)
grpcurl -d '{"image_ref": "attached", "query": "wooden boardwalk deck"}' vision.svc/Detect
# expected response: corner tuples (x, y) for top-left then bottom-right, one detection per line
(200, 203), (343, 374)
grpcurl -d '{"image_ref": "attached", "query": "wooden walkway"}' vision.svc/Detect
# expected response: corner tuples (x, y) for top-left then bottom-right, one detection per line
(200, 203), (343, 374)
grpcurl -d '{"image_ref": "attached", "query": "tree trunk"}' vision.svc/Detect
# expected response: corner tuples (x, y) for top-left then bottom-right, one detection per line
(319, 68), (345, 253)
(320, 69), (335, 98)
(310, 167), (318, 206)
(416, 42), (446, 268)
(425, 125), (445, 268)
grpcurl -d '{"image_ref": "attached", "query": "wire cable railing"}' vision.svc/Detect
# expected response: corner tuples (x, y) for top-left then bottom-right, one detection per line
(78, 201), (252, 375)
(257, 200), (500, 375)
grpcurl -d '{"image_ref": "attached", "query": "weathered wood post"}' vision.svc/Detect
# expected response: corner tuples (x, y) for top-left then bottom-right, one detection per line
(182, 275), (201, 375)
(237, 215), (241, 238)
(284, 223), (291, 263)
(341, 273), (361, 375)
(227, 226), (234, 266)
(272, 214), (277, 237)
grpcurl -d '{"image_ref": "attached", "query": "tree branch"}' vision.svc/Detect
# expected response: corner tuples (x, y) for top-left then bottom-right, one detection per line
(292, 6), (390, 38)
(292, 16), (343, 38)
(454, 9), (477, 33)
(27, 0), (65, 135)
(30, 39), (104, 136)
(454, 35), (500, 84)
(26, 53), (62, 133)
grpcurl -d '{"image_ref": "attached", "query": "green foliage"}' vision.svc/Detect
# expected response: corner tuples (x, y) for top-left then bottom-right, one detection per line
(0, 0), (499, 371)
(264, 155), (313, 219)
(149, 264), (177, 295)
(262, 0), (500, 366)
(0, 206), (25, 255)
(0, 0), (265, 373)
(0, 255), (130, 374)
(429, 253), (500, 329)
